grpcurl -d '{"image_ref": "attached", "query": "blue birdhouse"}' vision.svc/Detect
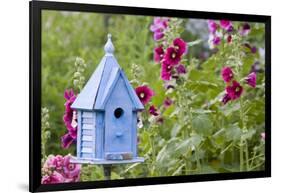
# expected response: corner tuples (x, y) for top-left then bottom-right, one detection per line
(71, 34), (144, 165)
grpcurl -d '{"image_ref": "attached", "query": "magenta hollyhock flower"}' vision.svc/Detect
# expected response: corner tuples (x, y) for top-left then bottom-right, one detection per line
(226, 80), (243, 100)
(245, 72), (257, 88)
(41, 172), (64, 184)
(63, 155), (81, 179)
(61, 133), (75, 149)
(164, 97), (173, 107)
(213, 36), (221, 45)
(221, 67), (234, 83)
(154, 45), (164, 63)
(261, 132), (265, 140)
(221, 93), (231, 105)
(45, 155), (64, 171)
(239, 23), (251, 36)
(207, 20), (218, 33)
(135, 85), (155, 105)
(161, 61), (173, 81)
(150, 17), (169, 41)
(220, 20), (233, 31)
(149, 105), (159, 116)
(173, 38), (187, 55)
(164, 47), (182, 65)
(176, 64), (187, 74)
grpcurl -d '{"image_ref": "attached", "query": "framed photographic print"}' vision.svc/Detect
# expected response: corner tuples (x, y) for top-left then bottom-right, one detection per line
(29, 0), (271, 192)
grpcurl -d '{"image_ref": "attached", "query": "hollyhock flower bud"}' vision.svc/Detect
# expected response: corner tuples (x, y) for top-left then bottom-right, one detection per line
(239, 23), (251, 36)
(161, 61), (173, 81)
(149, 105), (159, 116)
(164, 97), (173, 107)
(176, 64), (187, 74)
(154, 45), (164, 63)
(221, 67), (234, 83)
(221, 93), (231, 105)
(245, 72), (257, 88)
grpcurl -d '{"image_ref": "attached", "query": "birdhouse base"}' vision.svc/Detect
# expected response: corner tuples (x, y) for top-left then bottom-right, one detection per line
(70, 157), (144, 165)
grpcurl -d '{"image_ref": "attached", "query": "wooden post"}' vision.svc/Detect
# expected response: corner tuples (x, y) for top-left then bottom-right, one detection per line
(103, 164), (112, 180)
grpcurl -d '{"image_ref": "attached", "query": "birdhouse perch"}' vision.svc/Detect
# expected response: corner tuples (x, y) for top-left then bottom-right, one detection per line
(70, 34), (145, 166)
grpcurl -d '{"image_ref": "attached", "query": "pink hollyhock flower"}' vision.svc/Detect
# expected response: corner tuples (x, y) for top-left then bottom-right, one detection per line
(149, 105), (159, 116)
(220, 20), (233, 31)
(41, 172), (64, 184)
(245, 72), (257, 88)
(173, 38), (187, 55)
(62, 89), (77, 148)
(161, 61), (173, 81)
(135, 85), (155, 105)
(164, 97), (173, 107)
(45, 155), (64, 171)
(221, 93), (231, 105)
(164, 47), (182, 65)
(226, 80), (243, 100)
(63, 155), (81, 180)
(221, 67), (234, 83)
(239, 23), (251, 36)
(154, 45), (164, 63)
(261, 132), (265, 140)
(150, 17), (169, 41)
(208, 34), (221, 49)
(176, 64), (187, 74)
(207, 20), (218, 33)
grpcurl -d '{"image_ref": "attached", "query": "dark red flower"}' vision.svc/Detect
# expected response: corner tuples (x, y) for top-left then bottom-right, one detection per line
(164, 47), (182, 66)
(164, 97), (173, 107)
(227, 35), (232, 43)
(176, 64), (187, 74)
(173, 38), (187, 55)
(154, 45), (164, 63)
(226, 80), (243, 100)
(221, 93), (231, 105)
(149, 105), (159, 116)
(221, 67), (234, 83)
(245, 72), (257, 88)
(135, 85), (155, 105)
(161, 61), (173, 81)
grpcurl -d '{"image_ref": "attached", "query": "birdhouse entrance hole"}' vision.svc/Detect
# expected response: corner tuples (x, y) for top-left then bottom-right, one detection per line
(114, 108), (124, 119)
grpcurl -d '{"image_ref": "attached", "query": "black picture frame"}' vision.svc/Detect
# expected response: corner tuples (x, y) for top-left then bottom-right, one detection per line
(29, 1), (271, 192)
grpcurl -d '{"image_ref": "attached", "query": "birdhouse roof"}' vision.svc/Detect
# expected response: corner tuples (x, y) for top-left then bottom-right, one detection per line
(71, 34), (144, 111)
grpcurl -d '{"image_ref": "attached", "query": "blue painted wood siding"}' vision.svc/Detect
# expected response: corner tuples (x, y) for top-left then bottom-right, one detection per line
(79, 111), (95, 159)
(104, 76), (133, 155)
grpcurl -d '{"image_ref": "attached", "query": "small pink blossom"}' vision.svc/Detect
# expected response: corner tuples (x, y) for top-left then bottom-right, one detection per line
(150, 17), (169, 41)
(41, 172), (64, 184)
(207, 20), (218, 33)
(220, 20), (233, 31)
(221, 67), (234, 83)
(245, 72), (257, 88)
(135, 85), (155, 105)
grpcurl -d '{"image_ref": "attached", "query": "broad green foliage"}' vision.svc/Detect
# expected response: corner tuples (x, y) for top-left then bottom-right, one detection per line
(42, 11), (265, 182)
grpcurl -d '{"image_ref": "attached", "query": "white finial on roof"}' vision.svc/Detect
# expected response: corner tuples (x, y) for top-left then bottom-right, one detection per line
(104, 33), (115, 56)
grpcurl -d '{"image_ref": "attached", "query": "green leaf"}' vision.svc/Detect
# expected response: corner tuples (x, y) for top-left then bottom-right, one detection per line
(192, 114), (213, 136)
